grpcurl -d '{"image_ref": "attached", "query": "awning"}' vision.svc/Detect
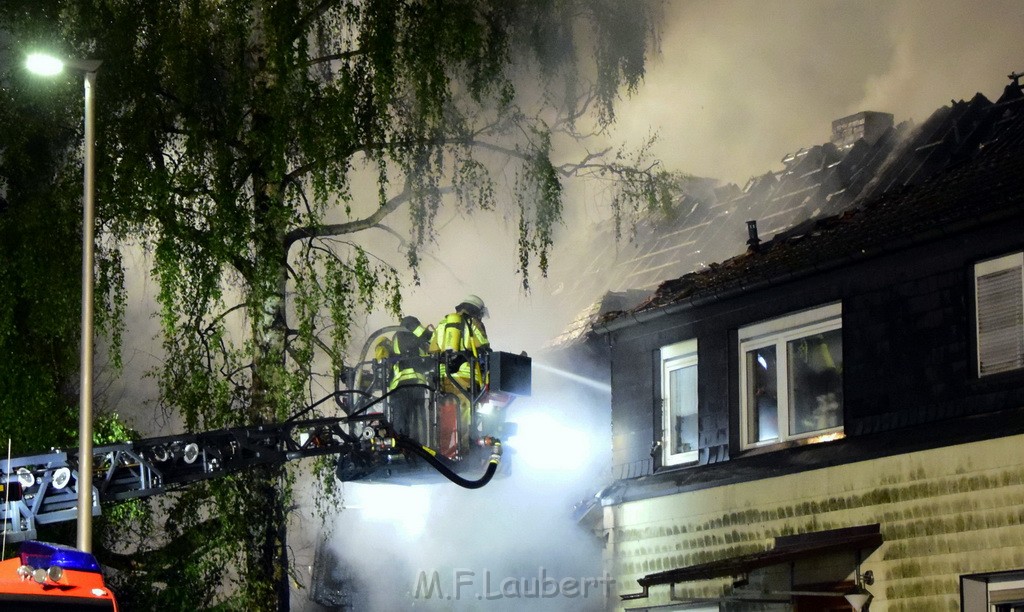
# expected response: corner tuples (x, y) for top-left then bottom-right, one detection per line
(622, 523), (882, 601)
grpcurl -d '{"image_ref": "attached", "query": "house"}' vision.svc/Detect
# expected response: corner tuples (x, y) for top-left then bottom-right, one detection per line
(584, 74), (1024, 611)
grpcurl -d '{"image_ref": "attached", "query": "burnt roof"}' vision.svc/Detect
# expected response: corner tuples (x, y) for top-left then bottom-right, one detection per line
(552, 121), (906, 334)
(603, 77), (1024, 326)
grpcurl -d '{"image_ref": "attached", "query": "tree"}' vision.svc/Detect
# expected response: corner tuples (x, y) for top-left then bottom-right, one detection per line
(0, 83), (81, 456)
(0, 1), (673, 608)
(0, 44), (125, 461)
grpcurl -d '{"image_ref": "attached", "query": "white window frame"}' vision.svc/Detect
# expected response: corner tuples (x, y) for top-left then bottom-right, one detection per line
(739, 303), (843, 449)
(975, 252), (1024, 377)
(962, 570), (1024, 611)
(660, 338), (699, 467)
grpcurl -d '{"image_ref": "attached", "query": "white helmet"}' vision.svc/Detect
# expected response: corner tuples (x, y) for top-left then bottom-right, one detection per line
(460, 294), (488, 317)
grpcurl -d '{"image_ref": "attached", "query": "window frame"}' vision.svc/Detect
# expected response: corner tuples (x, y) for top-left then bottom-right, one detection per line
(738, 303), (843, 450)
(961, 569), (1024, 611)
(660, 338), (699, 467)
(974, 251), (1024, 378)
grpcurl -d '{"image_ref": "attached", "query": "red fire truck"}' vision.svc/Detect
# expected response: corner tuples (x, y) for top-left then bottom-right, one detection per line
(0, 540), (118, 610)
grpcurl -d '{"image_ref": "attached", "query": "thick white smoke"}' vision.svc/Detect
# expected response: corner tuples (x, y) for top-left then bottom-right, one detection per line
(312, 362), (612, 611)
(613, 0), (1024, 185)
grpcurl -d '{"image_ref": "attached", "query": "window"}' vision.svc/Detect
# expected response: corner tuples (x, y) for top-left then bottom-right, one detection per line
(962, 569), (1024, 611)
(739, 303), (843, 449)
(661, 339), (698, 466)
(975, 252), (1024, 376)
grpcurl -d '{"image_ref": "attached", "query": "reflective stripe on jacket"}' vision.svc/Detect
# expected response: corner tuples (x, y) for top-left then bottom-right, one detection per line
(389, 324), (431, 390)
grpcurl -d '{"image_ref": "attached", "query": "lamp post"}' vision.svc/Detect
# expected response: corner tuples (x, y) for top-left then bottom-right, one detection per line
(25, 52), (103, 553)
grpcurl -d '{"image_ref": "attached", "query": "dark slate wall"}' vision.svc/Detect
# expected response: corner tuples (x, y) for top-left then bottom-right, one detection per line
(609, 335), (656, 479)
(842, 246), (972, 432)
(695, 317), (731, 465)
(608, 215), (1024, 485)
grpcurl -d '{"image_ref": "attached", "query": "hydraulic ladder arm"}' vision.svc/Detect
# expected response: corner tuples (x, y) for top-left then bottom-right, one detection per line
(0, 416), (358, 543)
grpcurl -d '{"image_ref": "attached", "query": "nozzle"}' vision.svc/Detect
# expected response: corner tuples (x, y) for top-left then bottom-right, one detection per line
(477, 436), (501, 449)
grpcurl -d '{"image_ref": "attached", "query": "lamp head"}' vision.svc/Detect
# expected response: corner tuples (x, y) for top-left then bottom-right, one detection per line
(25, 52), (102, 75)
(844, 584), (873, 611)
(26, 52), (64, 76)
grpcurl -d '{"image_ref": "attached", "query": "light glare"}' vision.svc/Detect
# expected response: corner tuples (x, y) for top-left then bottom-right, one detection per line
(346, 483), (430, 538)
(26, 53), (64, 76)
(509, 408), (592, 472)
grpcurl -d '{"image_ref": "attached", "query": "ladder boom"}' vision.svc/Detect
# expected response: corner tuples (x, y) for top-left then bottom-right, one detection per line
(1, 416), (355, 543)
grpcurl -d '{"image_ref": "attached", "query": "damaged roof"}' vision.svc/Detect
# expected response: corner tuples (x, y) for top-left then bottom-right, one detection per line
(558, 106), (904, 319)
(598, 74), (1024, 328)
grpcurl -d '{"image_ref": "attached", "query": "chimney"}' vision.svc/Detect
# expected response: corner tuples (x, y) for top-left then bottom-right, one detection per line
(997, 71), (1024, 104)
(831, 111), (895, 149)
(746, 220), (761, 252)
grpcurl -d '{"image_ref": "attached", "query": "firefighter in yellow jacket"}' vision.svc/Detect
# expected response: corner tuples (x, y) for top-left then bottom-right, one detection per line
(388, 315), (433, 442)
(429, 295), (490, 457)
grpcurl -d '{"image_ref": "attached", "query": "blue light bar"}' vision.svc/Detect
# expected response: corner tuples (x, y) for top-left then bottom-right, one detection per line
(19, 540), (102, 573)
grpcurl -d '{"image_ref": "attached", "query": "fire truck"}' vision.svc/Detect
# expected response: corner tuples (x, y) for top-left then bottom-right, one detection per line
(1, 333), (531, 605)
(0, 540), (118, 610)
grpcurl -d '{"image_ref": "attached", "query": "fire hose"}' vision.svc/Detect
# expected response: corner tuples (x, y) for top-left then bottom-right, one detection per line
(394, 435), (502, 490)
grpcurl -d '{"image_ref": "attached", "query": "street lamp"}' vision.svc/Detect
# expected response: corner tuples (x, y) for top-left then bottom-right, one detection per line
(25, 51), (103, 553)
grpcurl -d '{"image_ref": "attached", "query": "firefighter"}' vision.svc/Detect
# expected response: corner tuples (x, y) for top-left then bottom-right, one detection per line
(430, 295), (490, 457)
(388, 315), (433, 442)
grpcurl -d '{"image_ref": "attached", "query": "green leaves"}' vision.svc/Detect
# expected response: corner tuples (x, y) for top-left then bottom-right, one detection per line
(1, 0), (664, 607)
(515, 128), (563, 290)
(0, 34), (124, 455)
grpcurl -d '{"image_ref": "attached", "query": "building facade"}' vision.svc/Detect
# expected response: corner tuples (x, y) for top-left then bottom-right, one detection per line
(592, 76), (1024, 611)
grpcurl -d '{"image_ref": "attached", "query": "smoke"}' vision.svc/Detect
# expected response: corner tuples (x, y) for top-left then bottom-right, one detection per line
(612, 0), (1024, 185)
(314, 362), (612, 611)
